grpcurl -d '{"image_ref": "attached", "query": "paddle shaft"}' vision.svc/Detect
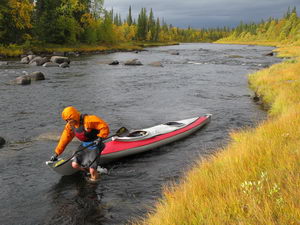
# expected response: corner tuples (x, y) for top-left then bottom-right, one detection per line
(55, 127), (128, 167)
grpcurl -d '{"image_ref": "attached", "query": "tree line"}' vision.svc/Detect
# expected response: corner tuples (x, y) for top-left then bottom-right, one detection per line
(0, 0), (230, 46)
(221, 7), (300, 43)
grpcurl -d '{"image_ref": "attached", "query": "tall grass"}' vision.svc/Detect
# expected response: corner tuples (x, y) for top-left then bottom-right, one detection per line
(132, 46), (300, 225)
(0, 41), (178, 58)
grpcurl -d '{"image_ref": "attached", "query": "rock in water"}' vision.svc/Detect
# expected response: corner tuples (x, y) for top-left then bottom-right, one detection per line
(15, 75), (31, 85)
(29, 71), (45, 81)
(50, 56), (70, 64)
(109, 60), (119, 65)
(124, 59), (142, 66)
(0, 137), (5, 147)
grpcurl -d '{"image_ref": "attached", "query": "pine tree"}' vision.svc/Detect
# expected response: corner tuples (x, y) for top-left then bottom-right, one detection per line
(99, 10), (115, 44)
(148, 8), (156, 41)
(137, 8), (148, 40)
(127, 5), (132, 26)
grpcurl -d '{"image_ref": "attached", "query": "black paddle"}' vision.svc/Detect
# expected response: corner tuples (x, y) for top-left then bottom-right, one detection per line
(53, 127), (128, 168)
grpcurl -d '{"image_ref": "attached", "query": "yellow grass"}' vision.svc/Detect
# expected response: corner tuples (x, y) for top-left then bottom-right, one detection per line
(0, 45), (23, 57)
(132, 45), (300, 225)
(0, 41), (179, 57)
(215, 40), (282, 47)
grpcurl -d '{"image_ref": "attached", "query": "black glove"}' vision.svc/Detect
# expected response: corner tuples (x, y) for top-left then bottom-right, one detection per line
(50, 154), (58, 161)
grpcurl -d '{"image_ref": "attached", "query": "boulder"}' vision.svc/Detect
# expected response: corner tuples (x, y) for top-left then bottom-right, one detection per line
(66, 52), (80, 57)
(0, 61), (8, 66)
(109, 60), (119, 65)
(265, 52), (274, 56)
(0, 137), (5, 147)
(43, 62), (59, 67)
(15, 75), (31, 85)
(29, 56), (48, 66)
(50, 56), (70, 64)
(29, 71), (45, 81)
(59, 62), (69, 68)
(20, 56), (30, 64)
(53, 51), (65, 56)
(149, 61), (163, 67)
(124, 59), (143, 66)
(27, 55), (36, 61)
(252, 92), (260, 102)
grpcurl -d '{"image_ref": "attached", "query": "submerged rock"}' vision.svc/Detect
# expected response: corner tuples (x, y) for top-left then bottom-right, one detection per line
(171, 51), (180, 55)
(124, 59), (142, 66)
(149, 61), (163, 67)
(43, 62), (59, 67)
(59, 62), (70, 68)
(228, 55), (243, 58)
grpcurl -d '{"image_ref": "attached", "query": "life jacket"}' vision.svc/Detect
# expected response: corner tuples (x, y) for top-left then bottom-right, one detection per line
(74, 114), (100, 142)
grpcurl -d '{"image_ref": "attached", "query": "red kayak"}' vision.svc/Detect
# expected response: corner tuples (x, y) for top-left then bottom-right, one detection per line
(100, 114), (211, 163)
(46, 114), (211, 175)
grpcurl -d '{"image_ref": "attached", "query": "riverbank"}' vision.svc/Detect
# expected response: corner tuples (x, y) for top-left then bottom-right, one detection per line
(133, 43), (300, 224)
(0, 41), (179, 58)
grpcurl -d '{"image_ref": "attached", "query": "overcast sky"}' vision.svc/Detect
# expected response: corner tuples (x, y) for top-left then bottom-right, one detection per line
(104, 0), (300, 28)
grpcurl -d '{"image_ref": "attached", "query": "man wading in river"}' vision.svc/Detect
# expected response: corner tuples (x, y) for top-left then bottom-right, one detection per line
(50, 106), (110, 182)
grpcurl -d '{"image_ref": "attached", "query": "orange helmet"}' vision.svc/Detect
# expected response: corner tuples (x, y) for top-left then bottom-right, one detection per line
(61, 106), (81, 122)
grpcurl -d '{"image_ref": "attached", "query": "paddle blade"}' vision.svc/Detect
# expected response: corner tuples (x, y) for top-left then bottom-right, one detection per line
(54, 159), (66, 167)
(116, 127), (129, 136)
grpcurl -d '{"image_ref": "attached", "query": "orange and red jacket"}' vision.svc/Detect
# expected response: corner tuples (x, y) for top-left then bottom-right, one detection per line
(55, 107), (110, 155)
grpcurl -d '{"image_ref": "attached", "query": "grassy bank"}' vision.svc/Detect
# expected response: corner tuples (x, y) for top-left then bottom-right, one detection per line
(0, 41), (179, 58)
(133, 44), (300, 224)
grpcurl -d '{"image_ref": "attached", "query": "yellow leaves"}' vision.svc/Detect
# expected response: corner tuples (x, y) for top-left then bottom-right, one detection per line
(111, 23), (137, 42)
(60, 0), (87, 15)
(80, 13), (95, 26)
(8, 0), (33, 30)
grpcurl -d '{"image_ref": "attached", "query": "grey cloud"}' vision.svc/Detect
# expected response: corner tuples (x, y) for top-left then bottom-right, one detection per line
(104, 0), (300, 28)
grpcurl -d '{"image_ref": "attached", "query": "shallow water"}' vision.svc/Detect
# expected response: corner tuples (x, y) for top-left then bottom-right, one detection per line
(0, 43), (281, 225)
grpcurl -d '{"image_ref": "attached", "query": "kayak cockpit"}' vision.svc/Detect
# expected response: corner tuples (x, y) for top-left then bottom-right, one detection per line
(127, 130), (148, 137)
(111, 118), (198, 142)
(163, 121), (185, 127)
(112, 130), (150, 141)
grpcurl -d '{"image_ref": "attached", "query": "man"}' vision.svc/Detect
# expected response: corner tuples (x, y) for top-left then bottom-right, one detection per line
(50, 106), (110, 181)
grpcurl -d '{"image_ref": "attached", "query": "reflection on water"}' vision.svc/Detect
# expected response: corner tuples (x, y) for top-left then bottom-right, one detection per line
(46, 174), (106, 225)
(0, 43), (281, 225)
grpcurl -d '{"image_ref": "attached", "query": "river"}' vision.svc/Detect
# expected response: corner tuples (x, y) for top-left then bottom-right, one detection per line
(0, 43), (281, 225)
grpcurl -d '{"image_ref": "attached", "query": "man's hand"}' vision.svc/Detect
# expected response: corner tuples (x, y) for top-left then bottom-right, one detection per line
(94, 138), (103, 148)
(50, 154), (58, 161)
(94, 137), (102, 145)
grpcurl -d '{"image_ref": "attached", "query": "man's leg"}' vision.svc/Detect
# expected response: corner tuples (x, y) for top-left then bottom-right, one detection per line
(72, 161), (88, 172)
(89, 167), (99, 180)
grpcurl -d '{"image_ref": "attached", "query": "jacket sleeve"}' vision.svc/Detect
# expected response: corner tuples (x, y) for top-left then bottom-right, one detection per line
(85, 115), (110, 138)
(54, 123), (75, 155)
